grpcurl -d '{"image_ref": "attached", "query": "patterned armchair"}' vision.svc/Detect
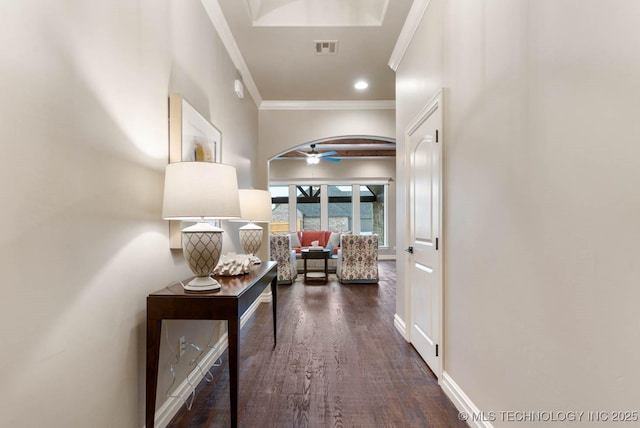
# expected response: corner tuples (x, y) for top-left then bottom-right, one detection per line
(336, 234), (379, 284)
(270, 234), (298, 285)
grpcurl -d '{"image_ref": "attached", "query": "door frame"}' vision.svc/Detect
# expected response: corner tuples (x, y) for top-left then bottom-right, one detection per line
(404, 90), (444, 378)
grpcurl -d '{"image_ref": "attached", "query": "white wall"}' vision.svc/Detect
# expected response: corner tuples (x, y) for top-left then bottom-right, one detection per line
(394, 0), (445, 322)
(269, 157), (395, 183)
(0, 1), (257, 426)
(396, 0), (640, 421)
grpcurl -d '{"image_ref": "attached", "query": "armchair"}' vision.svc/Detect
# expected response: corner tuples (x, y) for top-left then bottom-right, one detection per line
(270, 234), (298, 284)
(336, 234), (379, 283)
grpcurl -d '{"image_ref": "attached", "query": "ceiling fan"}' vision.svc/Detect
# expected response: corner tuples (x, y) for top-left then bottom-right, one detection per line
(297, 143), (341, 164)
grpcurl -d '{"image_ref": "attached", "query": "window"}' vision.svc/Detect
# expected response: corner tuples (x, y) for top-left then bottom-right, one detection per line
(296, 185), (321, 231)
(359, 185), (386, 245)
(328, 185), (352, 232)
(269, 182), (388, 247)
(269, 185), (289, 234)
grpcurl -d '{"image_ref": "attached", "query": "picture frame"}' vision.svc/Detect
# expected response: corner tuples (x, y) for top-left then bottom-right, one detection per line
(169, 93), (222, 163)
(168, 93), (223, 248)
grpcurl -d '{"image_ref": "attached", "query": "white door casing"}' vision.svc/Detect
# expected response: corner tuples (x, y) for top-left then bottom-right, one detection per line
(405, 91), (443, 377)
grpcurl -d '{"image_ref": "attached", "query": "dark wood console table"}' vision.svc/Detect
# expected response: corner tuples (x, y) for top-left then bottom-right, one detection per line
(146, 261), (277, 428)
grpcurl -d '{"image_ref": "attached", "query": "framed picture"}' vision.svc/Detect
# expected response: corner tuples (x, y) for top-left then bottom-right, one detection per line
(169, 93), (222, 164)
(168, 93), (222, 248)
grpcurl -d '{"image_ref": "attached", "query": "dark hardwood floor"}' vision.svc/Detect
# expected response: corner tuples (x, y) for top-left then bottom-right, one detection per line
(167, 261), (467, 428)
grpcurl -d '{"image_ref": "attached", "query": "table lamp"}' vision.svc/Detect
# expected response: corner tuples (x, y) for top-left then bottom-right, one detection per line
(162, 162), (241, 291)
(232, 189), (273, 259)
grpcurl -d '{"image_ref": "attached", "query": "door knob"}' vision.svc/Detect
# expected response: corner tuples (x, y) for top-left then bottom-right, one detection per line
(405, 246), (414, 254)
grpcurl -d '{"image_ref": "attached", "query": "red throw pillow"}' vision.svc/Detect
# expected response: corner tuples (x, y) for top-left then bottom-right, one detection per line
(300, 230), (324, 247)
(322, 231), (333, 246)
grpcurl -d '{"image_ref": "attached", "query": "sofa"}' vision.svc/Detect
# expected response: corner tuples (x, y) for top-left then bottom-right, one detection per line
(289, 230), (341, 255)
(287, 230), (349, 272)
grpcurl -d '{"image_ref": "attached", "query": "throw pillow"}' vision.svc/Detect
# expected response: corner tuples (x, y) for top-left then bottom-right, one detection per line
(300, 230), (324, 247)
(289, 232), (301, 248)
(328, 232), (341, 247)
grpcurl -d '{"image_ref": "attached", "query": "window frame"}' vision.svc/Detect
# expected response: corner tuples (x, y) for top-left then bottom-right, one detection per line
(269, 180), (389, 247)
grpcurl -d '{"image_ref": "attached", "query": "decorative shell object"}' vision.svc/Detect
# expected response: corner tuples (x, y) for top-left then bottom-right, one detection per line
(213, 253), (253, 276)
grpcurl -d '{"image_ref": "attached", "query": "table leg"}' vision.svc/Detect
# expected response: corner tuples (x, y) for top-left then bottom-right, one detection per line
(228, 317), (240, 428)
(146, 318), (162, 428)
(271, 275), (277, 347)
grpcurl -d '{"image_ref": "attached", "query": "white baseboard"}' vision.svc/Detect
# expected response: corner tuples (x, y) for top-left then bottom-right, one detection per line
(148, 294), (268, 428)
(378, 254), (396, 260)
(259, 288), (272, 304)
(393, 313), (408, 340)
(440, 372), (494, 428)
(152, 332), (228, 428)
(240, 292), (266, 329)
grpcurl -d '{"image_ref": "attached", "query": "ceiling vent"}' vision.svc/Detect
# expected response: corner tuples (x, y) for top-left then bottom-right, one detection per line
(314, 40), (338, 55)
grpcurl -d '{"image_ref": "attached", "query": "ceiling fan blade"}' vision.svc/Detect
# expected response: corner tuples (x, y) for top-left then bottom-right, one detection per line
(322, 157), (341, 163)
(296, 150), (311, 157)
(318, 150), (338, 157)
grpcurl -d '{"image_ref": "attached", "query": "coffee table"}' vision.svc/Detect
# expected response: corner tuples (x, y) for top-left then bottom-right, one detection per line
(301, 248), (330, 284)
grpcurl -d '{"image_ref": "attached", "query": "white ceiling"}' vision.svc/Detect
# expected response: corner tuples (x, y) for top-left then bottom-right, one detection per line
(213, 0), (413, 102)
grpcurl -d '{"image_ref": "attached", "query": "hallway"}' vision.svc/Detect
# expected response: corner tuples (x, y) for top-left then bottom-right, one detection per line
(168, 261), (467, 427)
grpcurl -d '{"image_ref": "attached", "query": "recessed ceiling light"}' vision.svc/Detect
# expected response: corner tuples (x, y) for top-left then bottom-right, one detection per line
(354, 80), (368, 90)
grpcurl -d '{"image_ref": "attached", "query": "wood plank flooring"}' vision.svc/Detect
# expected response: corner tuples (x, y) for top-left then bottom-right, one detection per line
(167, 261), (467, 428)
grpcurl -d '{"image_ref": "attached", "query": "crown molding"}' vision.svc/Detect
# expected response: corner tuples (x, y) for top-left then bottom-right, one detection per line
(260, 100), (395, 111)
(270, 177), (392, 185)
(201, 0), (263, 107)
(388, 0), (432, 71)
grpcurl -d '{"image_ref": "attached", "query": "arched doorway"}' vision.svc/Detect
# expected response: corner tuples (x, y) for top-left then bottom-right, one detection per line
(267, 135), (397, 259)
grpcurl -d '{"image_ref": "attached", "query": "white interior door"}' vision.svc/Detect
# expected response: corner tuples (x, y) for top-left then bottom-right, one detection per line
(406, 95), (443, 377)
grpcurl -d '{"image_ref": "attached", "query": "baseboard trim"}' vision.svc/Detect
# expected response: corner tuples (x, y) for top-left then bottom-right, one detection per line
(378, 254), (396, 261)
(393, 313), (408, 340)
(148, 293), (268, 428)
(440, 372), (494, 428)
(239, 291), (268, 329)
(259, 289), (272, 304)
(151, 332), (228, 428)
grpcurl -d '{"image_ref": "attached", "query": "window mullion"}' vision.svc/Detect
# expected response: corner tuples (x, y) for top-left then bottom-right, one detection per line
(352, 184), (361, 234)
(288, 184), (297, 232)
(320, 184), (328, 230)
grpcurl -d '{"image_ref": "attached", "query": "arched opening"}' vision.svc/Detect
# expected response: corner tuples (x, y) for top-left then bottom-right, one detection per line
(267, 135), (396, 259)
(269, 135), (396, 162)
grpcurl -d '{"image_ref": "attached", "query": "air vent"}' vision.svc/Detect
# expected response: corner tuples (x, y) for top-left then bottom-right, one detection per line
(314, 40), (338, 55)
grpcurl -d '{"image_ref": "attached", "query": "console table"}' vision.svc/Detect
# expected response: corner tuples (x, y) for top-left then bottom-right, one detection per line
(146, 261), (277, 428)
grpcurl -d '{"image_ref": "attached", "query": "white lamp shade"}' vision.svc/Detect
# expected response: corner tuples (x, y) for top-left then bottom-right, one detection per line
(235, 189), (273, 223)
(162, 162), (241, 220)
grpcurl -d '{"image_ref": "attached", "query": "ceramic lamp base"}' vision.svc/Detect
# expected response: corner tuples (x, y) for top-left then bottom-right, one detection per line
(182, 222), (223, 292)
(239, 223), (263, 256)
(184, 276), (221, 292)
